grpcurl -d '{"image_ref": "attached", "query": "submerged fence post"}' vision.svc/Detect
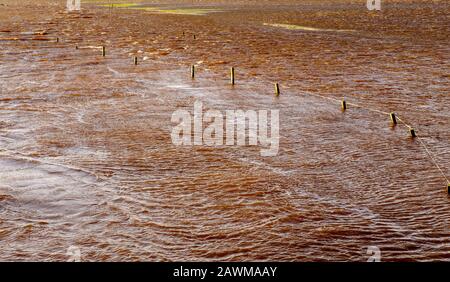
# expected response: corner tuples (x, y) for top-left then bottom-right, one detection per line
(341, 99), (347, 111)
(230, 67), (235, 85)
(275, 83), (280, 97)
(390, 112), (397, 125)
(409, 128), (416, 138)
(102, 46), (106, 57)
(134, 56), (138, 65)
(191, 65), (195, 79)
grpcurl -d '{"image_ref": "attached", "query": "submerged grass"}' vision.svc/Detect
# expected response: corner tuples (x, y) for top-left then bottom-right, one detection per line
(153, 9), (222, 16)
(98, 3), (140, 8)
(96, 3), (222, 16)
(264, 23), (354, 33)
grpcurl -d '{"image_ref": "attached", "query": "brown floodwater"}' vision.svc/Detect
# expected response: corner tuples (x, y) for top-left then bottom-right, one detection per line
(0, 0), (449, 261)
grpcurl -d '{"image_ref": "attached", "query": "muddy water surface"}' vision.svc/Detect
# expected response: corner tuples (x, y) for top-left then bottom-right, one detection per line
(0, 1), (449, 261)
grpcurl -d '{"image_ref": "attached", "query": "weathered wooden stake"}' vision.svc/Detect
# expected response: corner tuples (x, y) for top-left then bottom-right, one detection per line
(409, 128), (416, 138)
(56, 37), (59, 43)
(134, 56), (138, 65)
(447, 183), (450, 195)
(275, 83), (280, 96)
(230, 67), (235, 85)
(341, 99), (347, 111)
(390, 112), (397, 125)
(102, 46), (106, 57)
(191, 65), (195, 78)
